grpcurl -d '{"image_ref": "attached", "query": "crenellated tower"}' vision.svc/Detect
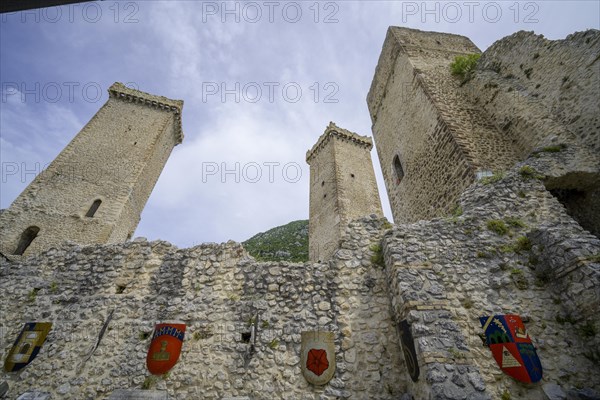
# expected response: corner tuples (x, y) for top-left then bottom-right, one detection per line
(306, 122), (383, 262)
(0, 82), (184, 257)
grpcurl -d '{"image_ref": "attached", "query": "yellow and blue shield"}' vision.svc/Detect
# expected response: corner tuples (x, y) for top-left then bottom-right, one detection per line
(4, 322), (52, 372)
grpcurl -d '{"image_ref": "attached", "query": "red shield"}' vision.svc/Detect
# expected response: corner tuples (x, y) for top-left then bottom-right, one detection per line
(480, 315), (542, 383)
(306, 349), (329, 376)
(301, 331), (336, 385)
(146, 323), (186, 375)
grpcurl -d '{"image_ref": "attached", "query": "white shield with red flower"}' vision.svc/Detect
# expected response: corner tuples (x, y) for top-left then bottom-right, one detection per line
(300, 331), (336, 385)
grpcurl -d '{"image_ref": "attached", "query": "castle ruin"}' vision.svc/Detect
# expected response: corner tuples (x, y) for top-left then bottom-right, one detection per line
(0, 27), (599, 400)
(0, 82), (184, 257)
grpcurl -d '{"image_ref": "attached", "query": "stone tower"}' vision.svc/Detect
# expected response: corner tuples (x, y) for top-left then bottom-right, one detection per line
(367, 27), (521, 224)
(306, 122), (383, 262)
(0, 82), (184, 257)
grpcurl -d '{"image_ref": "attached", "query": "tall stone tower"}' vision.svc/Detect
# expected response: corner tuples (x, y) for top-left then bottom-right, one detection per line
(367, 27), (521, 223)
(0, 82), (184, 257)
(306, 122), (383, 262)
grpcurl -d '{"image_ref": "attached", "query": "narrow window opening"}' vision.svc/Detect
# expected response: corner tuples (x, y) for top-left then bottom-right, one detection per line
(321, 181), (325, 186)
(324, 194), (327, 198)
(393, 155), (404, 185)
(14, 226), (40, 255)
(86, 199), (102, 218)
(350, 173), (355, 178)
(241, 332), (251, 343)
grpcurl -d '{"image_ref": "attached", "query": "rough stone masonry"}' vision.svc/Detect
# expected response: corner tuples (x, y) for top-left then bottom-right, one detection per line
(1, 27), (599, 400)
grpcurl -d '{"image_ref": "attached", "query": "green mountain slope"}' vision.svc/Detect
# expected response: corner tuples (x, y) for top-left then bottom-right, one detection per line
(242, 220), (308, 262)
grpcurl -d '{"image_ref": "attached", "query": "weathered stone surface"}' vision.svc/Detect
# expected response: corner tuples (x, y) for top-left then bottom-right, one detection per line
(382, 166), (599, 399)
(367, 27), (600, 239)
(0, 26), (598, 400)
(0, 83), (184, 258)
(0, 218), (405, 399)
(16, 392), (52, 400)
(463, 30), (600, 237)
(108, 389), (168, 399)
(543, 383), (567, 400)
(306, 122), (383, 262)
(566, 388), (600, 400)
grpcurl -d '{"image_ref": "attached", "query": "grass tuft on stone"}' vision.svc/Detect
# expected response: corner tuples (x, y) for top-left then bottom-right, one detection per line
(519, 165), (544, 180)
(505, 217), (527, 229)
(141, 376), (157, 390)
(461, 297), (474, 309)
(451, 204), (463, 217)
(28, 288), (39, 302)
(480, 171), (504, 185)
(370, 244), (385, 268)
(585, 253), (600, 263)
(487, 220), (509, 235)
(542, 144), (567, 153)
(510, 268), (529, 289)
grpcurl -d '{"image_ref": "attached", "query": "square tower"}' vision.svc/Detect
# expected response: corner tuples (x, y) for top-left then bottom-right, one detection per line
(367, 27), (521, 223)
(0, 82), (184, 257)
(306, 122), (383, 262)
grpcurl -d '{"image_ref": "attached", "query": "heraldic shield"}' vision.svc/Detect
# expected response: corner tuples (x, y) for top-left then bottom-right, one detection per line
(399, 320), (420, 382)
(480, 314), (542, 383)
(301, 331), (336, 385)
(4, 322), (52, 372)
(146, 323), (186, 375)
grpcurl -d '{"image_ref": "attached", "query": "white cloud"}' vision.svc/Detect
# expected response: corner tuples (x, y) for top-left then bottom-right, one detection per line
(2, 0), (598, 246)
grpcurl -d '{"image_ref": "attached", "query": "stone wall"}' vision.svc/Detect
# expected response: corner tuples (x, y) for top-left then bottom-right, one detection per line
(382, 161), (600, 400)
(462, 30), (600, 238)
(0, 217), (407, 400)
(2, 157), (598, 400)
(306, 123), (382, 262)
(0, 83), (183, 257)
(468, 30), (600, 154)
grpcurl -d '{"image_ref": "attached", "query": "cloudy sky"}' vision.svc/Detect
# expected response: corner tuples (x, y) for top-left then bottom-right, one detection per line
(1, 1), (598, 247)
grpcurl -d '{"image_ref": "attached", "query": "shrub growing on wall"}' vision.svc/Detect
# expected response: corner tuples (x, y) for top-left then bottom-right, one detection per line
(450, 54), (481, 78)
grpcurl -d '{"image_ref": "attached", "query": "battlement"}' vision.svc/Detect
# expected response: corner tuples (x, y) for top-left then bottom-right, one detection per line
(306, 122), (373, 164)
(108, 82), (184, 144)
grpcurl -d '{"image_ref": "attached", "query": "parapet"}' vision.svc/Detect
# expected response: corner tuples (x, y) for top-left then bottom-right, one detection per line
(108, 82), (184, 144)
(306, 121), (373, 164)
